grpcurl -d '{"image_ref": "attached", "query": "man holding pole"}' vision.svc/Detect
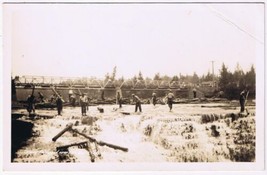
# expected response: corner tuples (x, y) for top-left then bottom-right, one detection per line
(56, 94), (63, 116)
(132, 94), (142, 112)
(239, 89), (249, 113)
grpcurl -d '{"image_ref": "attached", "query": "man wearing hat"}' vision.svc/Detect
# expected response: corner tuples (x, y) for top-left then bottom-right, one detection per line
(152, 92), (157, 106)
(166, 90), (175, 111)
(132, 94), (142, 112)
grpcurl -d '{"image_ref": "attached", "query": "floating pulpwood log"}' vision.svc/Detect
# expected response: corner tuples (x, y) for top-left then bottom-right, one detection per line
(97, 107), (104, 113)
(121, 112), (131, 115)
(37, 114), (55, 119)
(81, 116), (97, 125)
(52, 123), (128, 152)
(56, 141), (88, 152)
(57, 138), (101, 163)
(52, 123), (73, 142)
(20, 112), (54, 120)
(71, 128), (128, 152)
(201, 105), (236, 108)
(210, 125), (220, 137)
(12, 113), (25, 120)
(56, 140), (96, 162)
(226, 112), (250, 122)
(12, 102), (25, 109)
(35, 102), (57, 109)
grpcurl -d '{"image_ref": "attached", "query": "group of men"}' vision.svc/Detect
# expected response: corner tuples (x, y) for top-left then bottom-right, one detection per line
(131, 90), (175, 112)
(26, 88), (249, 117)
(26, 92), (64, 116)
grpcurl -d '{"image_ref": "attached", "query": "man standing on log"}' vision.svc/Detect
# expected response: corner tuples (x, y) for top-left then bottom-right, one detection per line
(80, 93), (87, 116)
(166, 90), (175, 111)
(132, 94), (142, 112)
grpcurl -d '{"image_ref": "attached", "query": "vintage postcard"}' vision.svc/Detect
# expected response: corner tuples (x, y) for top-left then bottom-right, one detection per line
(2, 0), (265, 173)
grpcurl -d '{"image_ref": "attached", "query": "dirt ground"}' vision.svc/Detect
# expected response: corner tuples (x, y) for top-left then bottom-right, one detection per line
(12, 102), (256, 163)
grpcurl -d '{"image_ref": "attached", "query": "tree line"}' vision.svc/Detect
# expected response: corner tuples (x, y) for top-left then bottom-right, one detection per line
(104, 63), (255, 100)
(218, 63), (255, 100)
(57, 63), (255, 100)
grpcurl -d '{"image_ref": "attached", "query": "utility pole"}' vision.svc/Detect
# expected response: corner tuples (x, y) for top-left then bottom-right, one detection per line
(211, 60), (215, 86)
(211, 61), (214, 79)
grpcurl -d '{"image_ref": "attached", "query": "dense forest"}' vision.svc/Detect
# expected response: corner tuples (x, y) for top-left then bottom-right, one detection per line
(103, 63), (255, 100)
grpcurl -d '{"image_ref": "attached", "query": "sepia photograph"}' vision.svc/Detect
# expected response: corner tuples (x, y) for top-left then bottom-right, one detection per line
(2, 0), (265, 172)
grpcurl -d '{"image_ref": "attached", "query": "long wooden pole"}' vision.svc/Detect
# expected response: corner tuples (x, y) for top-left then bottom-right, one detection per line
(71, 128), (128, 152)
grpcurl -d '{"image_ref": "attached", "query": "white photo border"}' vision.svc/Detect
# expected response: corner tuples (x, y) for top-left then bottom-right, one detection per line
(1, 0), (266, 174)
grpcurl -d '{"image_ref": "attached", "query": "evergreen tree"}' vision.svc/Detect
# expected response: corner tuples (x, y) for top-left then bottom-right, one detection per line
(161, 75), (171, 81)
(219, 63), (231, 91)
(171, 75), (179, 82)
(153, 73), (161, 81)
(192, 72), (199, 84)
(204, 72), (213, 81)
(245, 65), (256, 91)
(104, 73), (110, 82)
(179, 73), (186, 83)
(132, 75), (138, 84)
(233, 63), (245, 88)
(138, 71), (144, 81)
(118, 76), (124, 82)
(111, 66), (117, 81)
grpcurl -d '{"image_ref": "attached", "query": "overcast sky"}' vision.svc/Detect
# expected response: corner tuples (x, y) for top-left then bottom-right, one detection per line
(6, 3), (264, 79)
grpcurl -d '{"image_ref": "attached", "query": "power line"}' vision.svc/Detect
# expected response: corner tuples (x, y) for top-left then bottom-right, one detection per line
(204, 5), (263, 45)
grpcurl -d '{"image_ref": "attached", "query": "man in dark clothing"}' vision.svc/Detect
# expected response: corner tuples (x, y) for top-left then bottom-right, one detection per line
(101, 90), (105, 101)
(117, 92), (122, 108)
(193, 88), (197, 98)
(26, 95), (36, 115)
(166, 90), (175, 111)
(239, 90), (247, 113)
(132, 94), (142, 112)
(56, 95), (63, 115)
(152, 93), (157, 106)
